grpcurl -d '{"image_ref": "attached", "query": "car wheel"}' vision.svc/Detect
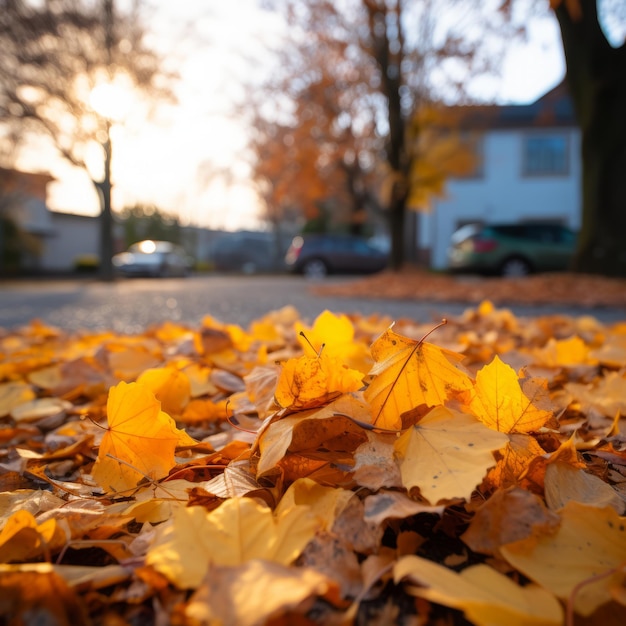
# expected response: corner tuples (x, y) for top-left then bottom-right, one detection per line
(499, 256), (532, 277)
(302, 258), (328, 279)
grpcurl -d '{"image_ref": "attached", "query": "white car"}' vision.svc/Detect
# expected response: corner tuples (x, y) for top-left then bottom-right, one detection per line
(112, 240), (192, 278)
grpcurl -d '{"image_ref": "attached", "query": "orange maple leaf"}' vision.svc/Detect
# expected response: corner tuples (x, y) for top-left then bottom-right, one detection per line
(274, 352), (364, 410)
(91, 381), (196, 493)
(364, 324), (474, 430)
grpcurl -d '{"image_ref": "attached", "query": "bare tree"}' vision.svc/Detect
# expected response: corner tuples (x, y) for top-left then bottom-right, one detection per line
(0, 0), (176, 279)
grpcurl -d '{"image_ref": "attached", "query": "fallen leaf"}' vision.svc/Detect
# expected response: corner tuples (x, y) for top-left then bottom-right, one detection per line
(461, 487), (560, 557)
(0, 510), (66, 563)
(470, 356), (553, 433)
(135, 367), (191, 415)
(500, 501), (626, 616)
(544, 462), (626, 513)
(363, 491), (444, 525)
(91, 381), (196, 493)
(185, 560), (333, 626)
(395, 406), (508, 504)
(394, 555), (563, 626)
(0, 566), (88, 625)
(146, 496), (319, 588)
(276, 477), (354, 531)
(365, 324), (474, 429)
(296, 309), (373, 374)
(0, 381), (35, 418)
(274, 351), (364, 410)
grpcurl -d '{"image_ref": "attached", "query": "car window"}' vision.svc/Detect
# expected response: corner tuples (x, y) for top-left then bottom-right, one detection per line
(451, 224), (481, 243)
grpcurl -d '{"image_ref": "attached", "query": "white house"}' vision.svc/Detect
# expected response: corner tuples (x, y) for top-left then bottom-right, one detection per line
(420, 81), (581, 269)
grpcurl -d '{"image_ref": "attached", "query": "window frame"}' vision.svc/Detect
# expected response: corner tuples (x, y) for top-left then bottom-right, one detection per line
(522, 132), (570, 177)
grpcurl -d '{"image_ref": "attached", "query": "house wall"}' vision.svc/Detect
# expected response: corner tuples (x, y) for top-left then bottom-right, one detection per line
(421, 127), (581, 269)
(41, 212), (100, 271)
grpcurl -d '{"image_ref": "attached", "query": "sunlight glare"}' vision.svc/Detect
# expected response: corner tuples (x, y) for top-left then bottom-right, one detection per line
(89, 82), (132, 121)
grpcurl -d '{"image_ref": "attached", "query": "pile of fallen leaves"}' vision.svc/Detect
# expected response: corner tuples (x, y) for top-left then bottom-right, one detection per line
(0, 302), (625, 625)
(313, 268), (626, 308)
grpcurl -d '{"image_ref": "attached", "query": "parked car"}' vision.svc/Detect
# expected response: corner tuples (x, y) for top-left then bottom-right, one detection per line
(211, 232), (283, 273)
(285, 233), (388, 278)
(446, 222), (577, 277)
(112, 240), (192, 278)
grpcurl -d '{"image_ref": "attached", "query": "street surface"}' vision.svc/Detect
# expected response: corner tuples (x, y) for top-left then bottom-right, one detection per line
(1, 274), (624, 333)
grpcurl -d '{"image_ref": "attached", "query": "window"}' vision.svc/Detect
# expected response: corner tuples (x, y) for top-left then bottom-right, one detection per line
(523, 134), (569, 176)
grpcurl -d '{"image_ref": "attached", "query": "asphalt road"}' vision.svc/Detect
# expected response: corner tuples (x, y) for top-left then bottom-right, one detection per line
(1, 274), (624, 333)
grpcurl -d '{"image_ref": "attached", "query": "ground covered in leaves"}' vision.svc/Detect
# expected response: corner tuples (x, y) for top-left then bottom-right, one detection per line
(1, 300), (626, 625)
(313, 268), (626, 309)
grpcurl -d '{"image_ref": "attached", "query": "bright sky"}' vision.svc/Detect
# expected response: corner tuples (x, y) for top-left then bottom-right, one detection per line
(19, 1), (566, 231)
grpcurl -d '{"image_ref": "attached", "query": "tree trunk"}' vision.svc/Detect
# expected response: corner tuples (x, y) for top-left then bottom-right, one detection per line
(388, 196), (406, 269)
(96, 130), (115, 282)
(555, 0), (626, 276)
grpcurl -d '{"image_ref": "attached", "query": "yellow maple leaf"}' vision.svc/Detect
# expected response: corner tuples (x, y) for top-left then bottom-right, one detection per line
(395, 406), (508, 504)
(274, 351), (364, 410)
(296, 310), (373, 374)
(470, 356), (553, 433)
(146, 497), (319, 588)
(91, 381), (196, 493)
(394, 555), (563, 626)
(501, 501), (626, 616)
(365, 324), (474, 430)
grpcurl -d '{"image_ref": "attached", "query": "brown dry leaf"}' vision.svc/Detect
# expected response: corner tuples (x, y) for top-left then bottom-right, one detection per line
(394, 555), (563, 626)
(363, 491), (444, 525)
(395, 406), (509, 504)
(185, 560), (334, 626)
(352, 431), (403, 491)
(146, 496), (319, 588)
(470, 356), (553, 433)
(461, 487), (561, 557)
(501, 501), (626, 616)
(255, 393), (369, 477)
(0, 566), (88, 625)
(365, 324), (474, 430)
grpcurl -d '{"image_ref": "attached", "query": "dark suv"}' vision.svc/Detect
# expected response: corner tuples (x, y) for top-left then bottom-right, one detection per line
(447, 222), (577, 277)
(285, 234), (388, 278)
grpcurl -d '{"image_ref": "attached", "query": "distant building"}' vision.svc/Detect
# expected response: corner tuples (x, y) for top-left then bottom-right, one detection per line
(0, 167), (56, 272)
(420, 81), (581, 269)
(41, 211), (101, 272)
